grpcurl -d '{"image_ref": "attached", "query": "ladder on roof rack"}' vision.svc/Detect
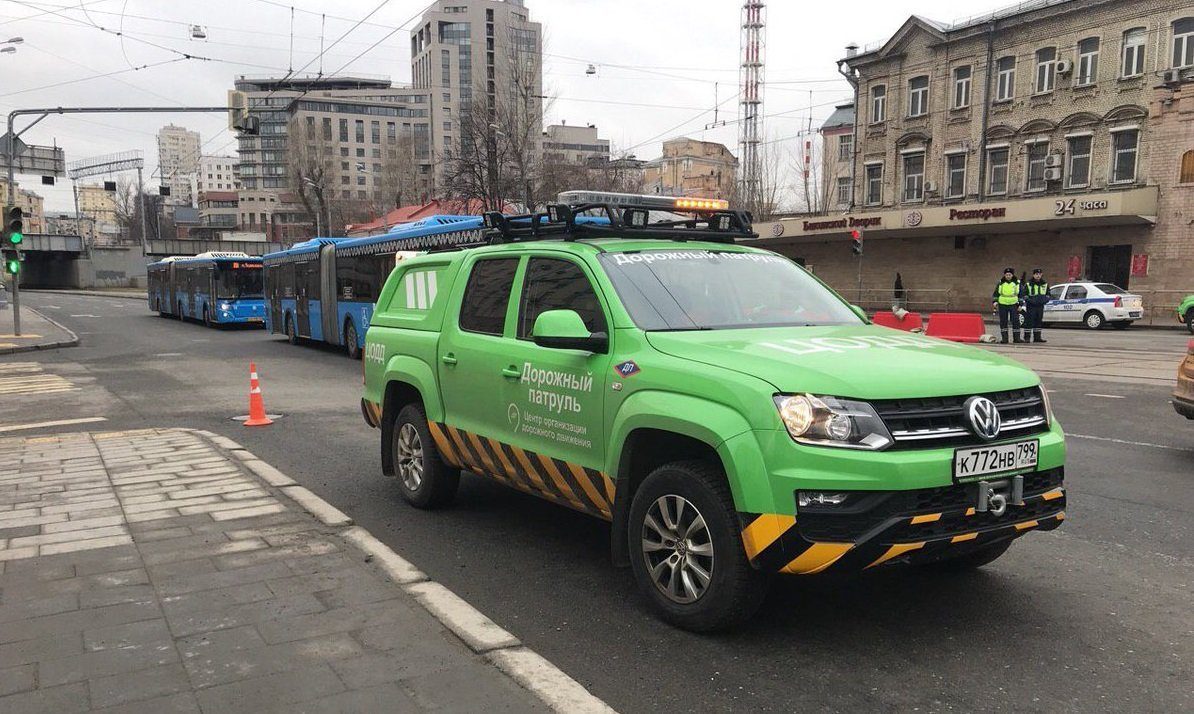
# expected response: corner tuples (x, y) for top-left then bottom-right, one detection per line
(481, 202), (757, 244)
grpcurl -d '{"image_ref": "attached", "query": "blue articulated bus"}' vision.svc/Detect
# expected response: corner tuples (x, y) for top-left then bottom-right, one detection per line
(263, 215), (485, 358)
(146, 252), (266, 327)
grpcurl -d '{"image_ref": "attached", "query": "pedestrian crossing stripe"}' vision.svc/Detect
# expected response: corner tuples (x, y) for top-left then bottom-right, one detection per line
(428, 421), (615, 520)
(0, 364), (78, 396)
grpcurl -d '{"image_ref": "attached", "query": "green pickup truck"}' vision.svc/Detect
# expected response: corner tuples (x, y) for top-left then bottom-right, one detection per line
(360, 200), (1067, 631)
(1179, 294), (1194, 334)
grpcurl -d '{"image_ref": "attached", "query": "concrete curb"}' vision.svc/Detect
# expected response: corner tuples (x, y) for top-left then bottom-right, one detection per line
(0, 307), (80, 355)
(186, 428), (614, 714)
(24, 288), (147, 301)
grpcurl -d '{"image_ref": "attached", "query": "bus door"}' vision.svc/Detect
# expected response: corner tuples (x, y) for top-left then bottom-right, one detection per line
(267, 264), (284, 332)
(296, 259), (315, 338)
(320, 243), (340, 345)
(167, 263), (177, 314)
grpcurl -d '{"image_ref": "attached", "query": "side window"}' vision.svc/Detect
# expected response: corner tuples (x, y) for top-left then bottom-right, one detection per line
(1066, 286), (1087, 300)
(459, 258), (519, 335)
(1047, 285), (1064, 300)
(518, 258), (607, 338)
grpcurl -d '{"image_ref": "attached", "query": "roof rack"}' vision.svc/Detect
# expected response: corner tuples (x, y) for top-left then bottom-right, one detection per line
(481, 202), (757, 245)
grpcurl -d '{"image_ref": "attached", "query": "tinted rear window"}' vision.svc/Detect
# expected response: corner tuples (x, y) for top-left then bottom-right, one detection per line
(458, 258), (519, 335)
(1094, 283), (1127, 295)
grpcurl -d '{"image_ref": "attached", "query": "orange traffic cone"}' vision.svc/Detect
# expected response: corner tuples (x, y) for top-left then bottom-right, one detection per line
(243, 362), (273, 427)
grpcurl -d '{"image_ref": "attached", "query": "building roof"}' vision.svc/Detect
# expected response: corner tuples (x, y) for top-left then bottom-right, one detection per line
(821, 103), (855, 132)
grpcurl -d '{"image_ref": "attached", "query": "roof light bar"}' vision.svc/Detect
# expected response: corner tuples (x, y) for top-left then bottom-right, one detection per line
(674, 197), (729, 211)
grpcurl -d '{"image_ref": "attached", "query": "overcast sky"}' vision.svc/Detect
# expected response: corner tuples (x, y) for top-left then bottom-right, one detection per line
(1, 0), (1005, 212)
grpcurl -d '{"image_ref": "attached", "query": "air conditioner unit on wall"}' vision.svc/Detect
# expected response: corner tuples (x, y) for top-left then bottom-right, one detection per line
(1055, 60), (1072, 75)
(924, 180), (937, 193)
(1162, 69), (1181, 84)
(1044, 167), (1063, 182)
(1045, 154), (1064, 168)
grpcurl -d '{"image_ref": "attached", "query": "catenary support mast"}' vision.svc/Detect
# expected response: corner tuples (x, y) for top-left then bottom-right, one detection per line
(738, 1), (765, 207)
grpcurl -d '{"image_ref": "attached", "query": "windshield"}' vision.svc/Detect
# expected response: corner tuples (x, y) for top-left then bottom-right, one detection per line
(598, 249), (863, 330)
(1094, 283), (1127, 295)
(215, 265), (263, 299)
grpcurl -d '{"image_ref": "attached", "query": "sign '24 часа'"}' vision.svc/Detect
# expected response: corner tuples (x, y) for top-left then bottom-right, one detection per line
(360, 198), (1066, 631)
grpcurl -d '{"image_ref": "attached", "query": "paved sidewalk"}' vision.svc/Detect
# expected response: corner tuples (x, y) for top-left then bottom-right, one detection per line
(24, 288), (148, 302)
(0, 429), (553, 713)
(0, 306), (78, 355)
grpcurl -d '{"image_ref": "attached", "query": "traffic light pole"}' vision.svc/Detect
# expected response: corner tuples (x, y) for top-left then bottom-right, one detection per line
(3, 106), (228, 335)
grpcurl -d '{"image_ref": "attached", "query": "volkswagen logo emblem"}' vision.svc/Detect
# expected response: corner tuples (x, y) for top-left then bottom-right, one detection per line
(964, 396), (1001, 441)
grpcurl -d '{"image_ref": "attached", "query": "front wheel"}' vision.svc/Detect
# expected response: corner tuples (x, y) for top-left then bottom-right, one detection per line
(285, 315), (297, 345)
(1083, 310), (1105, 330)
(344, 320), (360, 360)
(628, 460), (768, 632)
(391, 404), (459, 508)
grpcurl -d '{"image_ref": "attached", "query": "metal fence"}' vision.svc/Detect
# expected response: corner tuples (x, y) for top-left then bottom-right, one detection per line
(850, 288), (956, 315)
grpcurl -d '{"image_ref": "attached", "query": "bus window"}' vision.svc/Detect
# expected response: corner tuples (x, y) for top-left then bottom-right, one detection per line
(216, 265), (264, 299)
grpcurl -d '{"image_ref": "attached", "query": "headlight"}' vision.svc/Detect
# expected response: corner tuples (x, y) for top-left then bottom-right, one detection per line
(773, 394), (893, 450)
(219, 302), (231, 311)
(1038, 385), (1053, 426)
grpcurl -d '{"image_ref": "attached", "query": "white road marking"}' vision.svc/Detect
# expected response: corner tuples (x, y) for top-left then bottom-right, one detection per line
(153, 352), (183, 357)
(1068, 433), (1194, 454)
(1084, 393), (1125, 399)
(0, 364), (79, 396)
(0, 417), (108, 433)
(41, 305), (61, 309)
(69, 314), (100, 318)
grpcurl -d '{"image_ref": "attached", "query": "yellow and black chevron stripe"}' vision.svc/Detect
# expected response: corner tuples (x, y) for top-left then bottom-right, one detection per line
(740, 514), (854, 574)
(427, 421), (616, 521)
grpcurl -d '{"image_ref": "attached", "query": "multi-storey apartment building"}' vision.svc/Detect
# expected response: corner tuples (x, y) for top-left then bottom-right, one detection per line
(0, 181), (44, 234)
(757, 0), (1194, 311)
(157, 124), (201, 207)
(410, 0), (543, 165)
(644, 138), (739, 199)
(198, 155), (239, 193)
(821, 103), (856, 210)
(541, 123), (610, 165)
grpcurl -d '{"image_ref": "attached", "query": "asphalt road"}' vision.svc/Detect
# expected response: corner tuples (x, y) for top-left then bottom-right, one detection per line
(6, 293), (1192, 713)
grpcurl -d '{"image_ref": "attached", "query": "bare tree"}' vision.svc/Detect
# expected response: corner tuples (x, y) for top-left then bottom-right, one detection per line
(286, 116), (336, 235)
(373, 134), (424, 215)
(733, 139), (786, 221)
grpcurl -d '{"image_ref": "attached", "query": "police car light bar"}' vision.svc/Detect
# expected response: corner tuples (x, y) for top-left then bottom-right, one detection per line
(556, 190), (729, 212)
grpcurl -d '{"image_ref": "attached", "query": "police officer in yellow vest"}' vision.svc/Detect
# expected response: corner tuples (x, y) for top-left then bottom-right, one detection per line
(992, 267), (1024, 344)
(1021, 268), (1049, 343)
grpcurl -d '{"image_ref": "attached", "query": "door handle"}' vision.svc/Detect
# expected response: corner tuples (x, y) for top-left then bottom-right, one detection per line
(501, 366), (521, 379)
(441, 354), (458, 366)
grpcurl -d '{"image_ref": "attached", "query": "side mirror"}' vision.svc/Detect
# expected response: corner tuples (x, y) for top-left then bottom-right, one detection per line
(849, 304), (868, 322)
(531, 309), (608, 353)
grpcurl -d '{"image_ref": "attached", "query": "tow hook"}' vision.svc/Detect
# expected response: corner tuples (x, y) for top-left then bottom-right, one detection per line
(976, 475), (1024, 517)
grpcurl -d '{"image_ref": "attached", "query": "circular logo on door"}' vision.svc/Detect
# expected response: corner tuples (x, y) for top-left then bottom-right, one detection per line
(905, 210), (923, 227)
(771, 223), (784, 237)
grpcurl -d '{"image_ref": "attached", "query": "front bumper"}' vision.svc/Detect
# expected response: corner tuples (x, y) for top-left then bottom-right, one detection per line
(740, 468), (1066, 574)
(1174, 394), (1194, 420)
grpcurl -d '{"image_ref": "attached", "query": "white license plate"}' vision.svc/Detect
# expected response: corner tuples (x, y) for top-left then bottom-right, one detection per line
(1129, 311), (1141, 318)
(953, 440), (1038, 482)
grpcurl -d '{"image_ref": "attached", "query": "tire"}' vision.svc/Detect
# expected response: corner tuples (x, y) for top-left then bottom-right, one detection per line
(1111, 321), (1130, 330)
(922, 538), (1013, 571)
(391, 403), (459, 509)
(344, 319), (360, 360)
(627, 460), (768, 632)
(1083, 310), (1104, 330)
(285, 314), (297, 345)
(1185, 310), (1194, 335)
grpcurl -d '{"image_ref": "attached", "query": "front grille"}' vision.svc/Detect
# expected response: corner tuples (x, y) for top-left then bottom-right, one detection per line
(872, 387), (1049, 450)
(796, 467), (1063, 542)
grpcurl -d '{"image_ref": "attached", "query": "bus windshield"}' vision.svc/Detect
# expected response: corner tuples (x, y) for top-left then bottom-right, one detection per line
(215, 265), (264, 299)
(598, 249), (862, 331)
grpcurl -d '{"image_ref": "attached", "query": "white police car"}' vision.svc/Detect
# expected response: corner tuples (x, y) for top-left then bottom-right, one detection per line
(1044, 282), (1144, 330)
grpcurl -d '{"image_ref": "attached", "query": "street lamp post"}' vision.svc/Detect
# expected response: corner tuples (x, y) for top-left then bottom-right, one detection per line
(302, 177), (323, 236)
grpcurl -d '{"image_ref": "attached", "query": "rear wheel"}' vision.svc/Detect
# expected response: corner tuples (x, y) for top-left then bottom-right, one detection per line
(392, 403), (459, 509)
(628, 460), (768, 632)
(285, 314), (297, 345)
(1083, 310), (1104, 330)
(922, 539), (1013, 571)
(344, 320), (360, 360)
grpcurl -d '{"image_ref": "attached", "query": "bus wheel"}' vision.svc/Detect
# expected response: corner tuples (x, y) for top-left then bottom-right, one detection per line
(285, 315), (297, 345)
(345, 320), (360, 360)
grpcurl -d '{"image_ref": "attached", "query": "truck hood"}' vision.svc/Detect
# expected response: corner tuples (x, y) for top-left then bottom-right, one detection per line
(644, 325), (1038, 399)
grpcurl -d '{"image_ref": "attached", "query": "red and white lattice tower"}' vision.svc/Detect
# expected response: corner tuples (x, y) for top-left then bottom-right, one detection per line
(738, 1), (765, 202)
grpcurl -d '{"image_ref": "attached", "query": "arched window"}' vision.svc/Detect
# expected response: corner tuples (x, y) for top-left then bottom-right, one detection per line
(1180, 150), (1194, 184)
(1175, 18), (1194, 68)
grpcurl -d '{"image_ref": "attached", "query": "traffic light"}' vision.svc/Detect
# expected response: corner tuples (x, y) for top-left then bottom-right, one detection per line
(4, 206), (22, 247)
(2, 250), (19, 275)
(850, 229), (864, 256)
